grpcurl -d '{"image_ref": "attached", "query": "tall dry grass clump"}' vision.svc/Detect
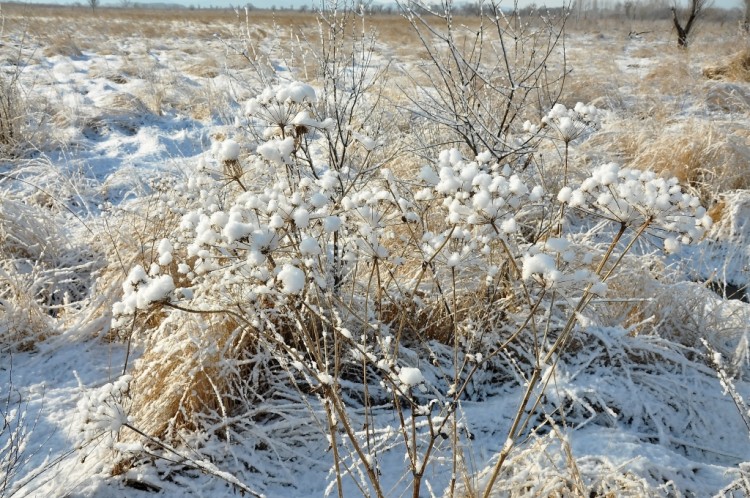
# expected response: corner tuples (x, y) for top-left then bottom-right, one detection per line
(704, 48), (750, 82)
(0, 197), (102, 351)
(630, 121), (750, 203)
(0, 70), (22, 156)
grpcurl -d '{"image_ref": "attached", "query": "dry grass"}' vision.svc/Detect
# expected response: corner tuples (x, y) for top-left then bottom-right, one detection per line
(562, 55), (624, 110)
(704, 48), (750, 82)
(628, 121), (750, 203)
(641, 52), (693, 94)
(125, 314), (249, 439)
(0, 198), (80, 350)
(580, 115), (750, 206)
(475, 431), (659, 497)
(183, 60), (221, 79)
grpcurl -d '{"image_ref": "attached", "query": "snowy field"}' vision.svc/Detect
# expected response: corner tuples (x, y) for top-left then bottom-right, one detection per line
(2, 4), (750, 497)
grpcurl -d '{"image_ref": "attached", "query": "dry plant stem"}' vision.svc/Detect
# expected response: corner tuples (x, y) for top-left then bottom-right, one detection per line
(121, 310), (137, 375)
(324, 401), (345, 498)
(450, 266), (458, 497)
(393, 293), (550, 497)
(326, 385), (385, 498)
(702, 339), (750, 433)
(401, 0), (565, 159)
(480, 366), (541, 498)
(409, 392), (420, 498)
(541, 219), (646, 367)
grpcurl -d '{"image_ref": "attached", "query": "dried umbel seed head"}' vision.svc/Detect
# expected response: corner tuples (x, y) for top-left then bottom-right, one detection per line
(561, 163), (713, 251)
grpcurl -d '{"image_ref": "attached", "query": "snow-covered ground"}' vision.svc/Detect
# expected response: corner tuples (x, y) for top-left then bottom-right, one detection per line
(2, 7), (750, 497)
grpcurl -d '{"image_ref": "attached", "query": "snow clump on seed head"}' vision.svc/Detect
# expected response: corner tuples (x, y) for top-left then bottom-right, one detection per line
(539, 102), (603, 143)
(561, 163), (712, 250)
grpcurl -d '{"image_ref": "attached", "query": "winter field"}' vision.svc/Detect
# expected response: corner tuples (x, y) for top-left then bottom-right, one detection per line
(2, 3), (750, 497)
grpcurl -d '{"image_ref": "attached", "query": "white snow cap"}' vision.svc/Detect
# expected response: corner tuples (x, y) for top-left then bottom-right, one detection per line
(276, 81), (316, 103)
(157, 238), (173, 265)
(398, 367), (425, 387)
(220, 139), (240, 161)
(278, 264), (306, 294)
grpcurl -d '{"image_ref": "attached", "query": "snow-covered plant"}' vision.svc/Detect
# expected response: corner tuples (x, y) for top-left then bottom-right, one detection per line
(110, 71), (717, 491)
(540, 102), (603, 144)
(77, 375), (132, 450)
(560, 163), (712, 255)
(1, 358), (38, 498)
(97, 3), (721, 496)
(0, 59), (23, 156)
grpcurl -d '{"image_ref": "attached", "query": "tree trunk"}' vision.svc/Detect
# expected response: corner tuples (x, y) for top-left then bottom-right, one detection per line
(671, 4), (698, 48)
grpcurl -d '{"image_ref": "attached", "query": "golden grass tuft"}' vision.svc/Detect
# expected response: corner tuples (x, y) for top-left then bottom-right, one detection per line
(125, 314), (249, 439)
(183, 61), (221, 79)
(474, 431), (659, 497)
(642, 54), (692, 94)
(640, 123), (750, 203)
(0, 199), (68, 350)
(97, 92), (150, 116)
(703, 48), (750, 82)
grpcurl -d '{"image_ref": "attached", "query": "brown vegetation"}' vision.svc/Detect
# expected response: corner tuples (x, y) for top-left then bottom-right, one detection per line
(704, 49), (750, 82)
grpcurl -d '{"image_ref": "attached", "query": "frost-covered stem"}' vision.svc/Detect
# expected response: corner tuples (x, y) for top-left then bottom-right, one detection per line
(327, 385), (385, 498)
(563, 140), (570, 187)
(543, 222), (628, 363)
(481, 365), (542, 498)
(594, 221), (628, 276)
(122, 310), (138, 375)
(233, 175), (247, 192)
(410, 411), (422, 498)
(496, 231), (538, 337)
(324, 401), (345, 498)
(407, 292), (548, 494)
(703, 339), (750, 433)
(362, 258), (380, 452)
(556, 140), (571, 237)
(490, 1), (515, 137)
(333, 230), (342, 293)
(450, 266), (459, 496)
(598, 218), (651, 282)
(409, 390), (418, 465)
(457, 290), (547, 392)
(484, 219), (639, 494)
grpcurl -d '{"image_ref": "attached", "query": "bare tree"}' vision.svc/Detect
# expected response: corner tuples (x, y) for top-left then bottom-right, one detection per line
(670, 0), (710, 47)
(88, 0), (99, 13)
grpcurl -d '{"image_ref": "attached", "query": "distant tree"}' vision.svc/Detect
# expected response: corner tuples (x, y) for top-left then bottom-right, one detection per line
(624, 0), (634, 18)
(88, 0), (99, 12)
(671, 0), (710, 47)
